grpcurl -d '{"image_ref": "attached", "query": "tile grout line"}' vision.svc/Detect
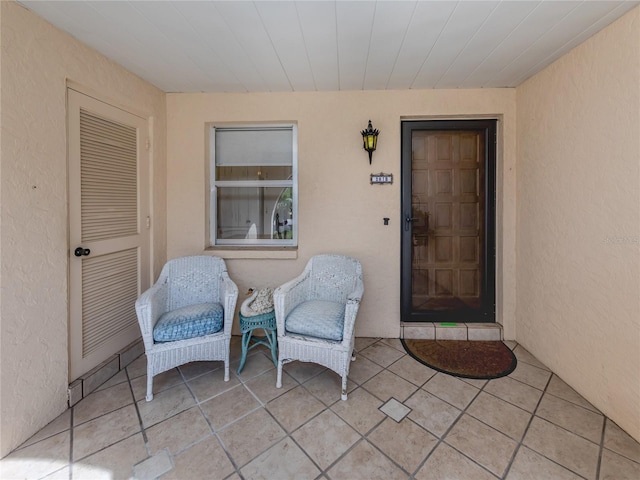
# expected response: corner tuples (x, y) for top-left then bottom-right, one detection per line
(398, 339), (586, 478)
(522, 380), (608, 446)
(124, 364), (162, 479)
(63, 373), (147, 476)
(500, 369), (554, 479)
(480, 373), (546, 413)
(319, 422), (387, 478)
(504, 352), (605, 478)
(15, 339), (637, 480)
(287, 374), (362, 476)
(364, 338), (493, 478)
(70, 381), (141, 452)
(266, 338), (396, 477)
(355, 349), (422, 478)
(598, 423), (640, 465)
(214, 354), (326, 475)
(125, 366), (149, 450)
(67, 406), (74, 480)
(408, 374), (498, 479)
(37, 338), (425, 480)
(502, 372), (597, 480)
(594, 416), (608, 480)
(360, 338), (443, 478)
(246, 382), (325, 475)
(469, 370), (599, 479)
(363, 434), (416, 478)
(364, 389), (442, 478)
(179, 364), (246, 479)
(215, 341), (605, 478)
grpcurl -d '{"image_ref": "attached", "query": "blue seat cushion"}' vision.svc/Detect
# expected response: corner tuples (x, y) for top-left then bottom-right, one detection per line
(153, 302), (224, 343)
(285, 300), (345, 341)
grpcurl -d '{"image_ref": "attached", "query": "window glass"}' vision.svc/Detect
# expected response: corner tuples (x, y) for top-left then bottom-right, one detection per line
(216, 186), (294, 241)
(210, 125), (297, 246)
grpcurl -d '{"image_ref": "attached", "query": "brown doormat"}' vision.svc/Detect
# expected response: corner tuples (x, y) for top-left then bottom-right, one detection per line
(401, 339), (517, 380)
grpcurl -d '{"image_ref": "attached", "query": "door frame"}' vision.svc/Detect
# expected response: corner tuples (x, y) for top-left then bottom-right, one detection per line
(401, 119), (497, 323)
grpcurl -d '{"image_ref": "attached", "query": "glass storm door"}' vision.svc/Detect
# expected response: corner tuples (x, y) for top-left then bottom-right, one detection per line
(401, 120), (496, 323)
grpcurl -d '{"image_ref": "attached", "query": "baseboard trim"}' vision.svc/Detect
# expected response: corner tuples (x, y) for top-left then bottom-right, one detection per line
(68, 338), (144, 407)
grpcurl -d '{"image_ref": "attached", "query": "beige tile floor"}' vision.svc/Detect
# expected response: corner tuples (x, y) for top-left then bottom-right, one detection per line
(2, 337), (639, 480)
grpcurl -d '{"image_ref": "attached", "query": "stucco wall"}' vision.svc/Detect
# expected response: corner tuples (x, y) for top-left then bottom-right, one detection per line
(166, 89), (517, 339)
(0, 2), (167, 456)
(516, 7), (640, 441)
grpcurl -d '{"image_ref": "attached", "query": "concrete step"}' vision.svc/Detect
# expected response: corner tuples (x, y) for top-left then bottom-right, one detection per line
(401, 322), (502, 341)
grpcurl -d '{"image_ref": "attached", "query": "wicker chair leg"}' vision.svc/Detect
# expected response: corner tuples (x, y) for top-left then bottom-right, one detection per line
(224, 360), (230, 381)
(341, 375), (348, 401)
(146, 373), (154, 402)
(276, 360), (283, 388)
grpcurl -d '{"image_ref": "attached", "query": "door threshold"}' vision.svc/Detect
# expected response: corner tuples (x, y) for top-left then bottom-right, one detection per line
(401, 322), (502, 341)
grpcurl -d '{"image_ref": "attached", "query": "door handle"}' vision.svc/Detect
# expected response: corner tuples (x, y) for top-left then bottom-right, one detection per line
(405, 215), (417, 231)
(74, 247), (91, 257)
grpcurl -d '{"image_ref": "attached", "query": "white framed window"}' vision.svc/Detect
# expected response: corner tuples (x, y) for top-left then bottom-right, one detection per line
(209, 124), (297, 247)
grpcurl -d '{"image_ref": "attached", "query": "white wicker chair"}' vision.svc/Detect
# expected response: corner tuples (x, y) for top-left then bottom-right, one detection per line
(135, 255), (238, 401)
(274, 254), (364, 400)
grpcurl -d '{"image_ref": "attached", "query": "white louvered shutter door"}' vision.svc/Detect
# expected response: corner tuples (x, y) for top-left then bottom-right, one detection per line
(68, 90), (150, 380)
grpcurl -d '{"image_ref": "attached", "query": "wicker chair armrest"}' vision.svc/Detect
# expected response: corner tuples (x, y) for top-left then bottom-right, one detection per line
(346, 276), (364, 304)
(135, 280), (168, 348)
(221, 271), (239, 335)
(341, 277), (364, 344)
(274, 268), (311, 335)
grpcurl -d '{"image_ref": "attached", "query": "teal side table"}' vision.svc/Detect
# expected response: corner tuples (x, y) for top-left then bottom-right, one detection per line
(237, 310), (277, 374)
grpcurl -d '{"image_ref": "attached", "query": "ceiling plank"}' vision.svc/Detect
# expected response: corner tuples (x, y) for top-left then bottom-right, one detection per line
(503, 1), (635, 87)
(296, 1), (340, 91)
(336, 0), (376, 91)
(18, 0), (640, 93)
(411, 1), (501, 89)
(214, 1), (291, 92)
(386, 1), (457, 90)
(173, 1), (266, 93)
(132, 1), (244, 93)
(88, 1), (210, 92)
(363, 1), (417, 91)
(460, 0), (578, 88)
(436, 1), (540, 89)
(256, 1), (316, 92)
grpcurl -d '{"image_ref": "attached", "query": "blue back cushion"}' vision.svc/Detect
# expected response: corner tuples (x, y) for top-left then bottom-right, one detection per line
(285, 300), (345, 341)
(153, 302), (223, 343)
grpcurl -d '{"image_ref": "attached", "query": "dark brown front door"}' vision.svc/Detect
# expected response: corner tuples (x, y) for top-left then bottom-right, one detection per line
(401, 120), (496, 322)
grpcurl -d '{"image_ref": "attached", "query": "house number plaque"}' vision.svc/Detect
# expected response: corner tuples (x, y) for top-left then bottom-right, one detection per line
(370, 173), (393, 185)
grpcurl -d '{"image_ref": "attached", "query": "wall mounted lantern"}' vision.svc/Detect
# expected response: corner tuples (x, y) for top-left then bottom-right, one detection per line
(361, 120), (379, 164)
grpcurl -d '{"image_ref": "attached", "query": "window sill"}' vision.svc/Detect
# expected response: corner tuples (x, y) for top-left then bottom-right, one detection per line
(205, 247), (298, 260)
